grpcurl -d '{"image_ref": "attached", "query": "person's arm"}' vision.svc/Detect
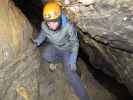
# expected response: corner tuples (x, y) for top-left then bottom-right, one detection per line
(68, 24), (79, 71)
(33, 23), (47, 46)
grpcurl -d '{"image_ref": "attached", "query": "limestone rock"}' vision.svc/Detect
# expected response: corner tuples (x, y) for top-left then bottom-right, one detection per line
(66, 0), (133, 96)
(0, 0), (40, 99)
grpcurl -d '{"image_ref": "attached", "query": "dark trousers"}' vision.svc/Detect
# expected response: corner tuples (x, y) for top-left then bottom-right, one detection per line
(42, 45), (89, 100)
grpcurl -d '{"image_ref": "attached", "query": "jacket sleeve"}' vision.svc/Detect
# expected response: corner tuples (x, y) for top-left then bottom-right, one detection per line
(33, 23), (47, 46)
(68, 24), (79, 64)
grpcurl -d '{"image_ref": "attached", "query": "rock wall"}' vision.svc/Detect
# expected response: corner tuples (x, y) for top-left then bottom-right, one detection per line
(0, 0), (40, 99)
(65, 0), (133, 95)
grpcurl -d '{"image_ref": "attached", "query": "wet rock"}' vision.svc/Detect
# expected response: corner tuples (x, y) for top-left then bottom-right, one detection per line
(0, 0), (40, 99)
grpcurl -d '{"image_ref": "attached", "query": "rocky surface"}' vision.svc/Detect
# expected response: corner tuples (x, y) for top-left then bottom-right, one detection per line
(0, 0), (40, 99)
(65, 0), (133, 95)
(1, 0), (133, 99)
(0, 0), (116, 99)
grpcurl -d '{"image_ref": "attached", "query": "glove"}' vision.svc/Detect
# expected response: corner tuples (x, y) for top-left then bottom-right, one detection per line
(69, 53), (78, 71)
(32, 39), (41, 46)
(30, 38), (38, 51)
(69, 64), (77, 71)
(69, 53), (77, 64)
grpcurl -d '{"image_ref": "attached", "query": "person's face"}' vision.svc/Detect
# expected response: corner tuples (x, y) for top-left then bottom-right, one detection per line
(47, 21), (60, 30)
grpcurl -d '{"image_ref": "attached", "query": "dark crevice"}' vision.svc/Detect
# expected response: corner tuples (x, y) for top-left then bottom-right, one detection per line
(79, 47), (133, 100)
(13, 0), (43, 30)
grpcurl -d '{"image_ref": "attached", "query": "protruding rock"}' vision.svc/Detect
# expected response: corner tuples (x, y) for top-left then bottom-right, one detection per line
(0, 0), (40, 99)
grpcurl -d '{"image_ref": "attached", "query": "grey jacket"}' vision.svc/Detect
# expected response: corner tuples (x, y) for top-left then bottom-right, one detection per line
(34, 21), (79, 54)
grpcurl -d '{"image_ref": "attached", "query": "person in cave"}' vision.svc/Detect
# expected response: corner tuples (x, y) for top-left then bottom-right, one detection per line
(33, 1), (89, 100)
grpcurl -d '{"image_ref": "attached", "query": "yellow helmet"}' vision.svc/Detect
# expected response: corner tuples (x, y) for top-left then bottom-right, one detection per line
(43, 2), (62, 21)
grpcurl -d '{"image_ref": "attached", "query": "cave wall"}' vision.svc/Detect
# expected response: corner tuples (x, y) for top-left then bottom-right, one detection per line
(96, 0), (133, 7)
(0, 0), (40, 99)
(65, 0), (133, 95)
(0, 0), (132, 99)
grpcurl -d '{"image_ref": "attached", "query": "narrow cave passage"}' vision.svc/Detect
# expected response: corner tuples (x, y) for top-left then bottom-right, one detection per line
(13, 0), (43, 30)
(79, 48), (133, 100)
(12, 0), (133, 100)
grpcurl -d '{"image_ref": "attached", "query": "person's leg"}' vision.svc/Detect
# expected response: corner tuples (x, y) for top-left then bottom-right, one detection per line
(42, 45), (64, 71)
(63, 52), (89, 100)
(42, 45), (63, 63)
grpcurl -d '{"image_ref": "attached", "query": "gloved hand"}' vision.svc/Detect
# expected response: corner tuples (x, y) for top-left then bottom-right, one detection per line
(30, 38), (38, 51)
(69, 53), (77, 64)
(32, 39), (41, 46)
(69, 53), (78, 71)
(69, 64), (77, 71)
